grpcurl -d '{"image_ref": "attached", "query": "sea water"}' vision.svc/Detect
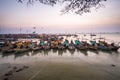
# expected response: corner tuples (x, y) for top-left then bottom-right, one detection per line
(0, 33), (120, 80)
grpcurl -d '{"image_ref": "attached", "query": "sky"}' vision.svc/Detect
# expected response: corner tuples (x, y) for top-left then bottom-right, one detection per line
(0, 0), (120, 34)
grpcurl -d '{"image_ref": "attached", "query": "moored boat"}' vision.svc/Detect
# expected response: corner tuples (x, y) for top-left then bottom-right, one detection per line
(76, 45), (88, 50)
(14, 48), (31, 53)
(32, 47), (41, 51)
(2, 49), (15, 53)
(58, 44), (65, 50)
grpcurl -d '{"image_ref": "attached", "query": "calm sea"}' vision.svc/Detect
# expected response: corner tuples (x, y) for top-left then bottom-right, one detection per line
(0, 33), (120, 80)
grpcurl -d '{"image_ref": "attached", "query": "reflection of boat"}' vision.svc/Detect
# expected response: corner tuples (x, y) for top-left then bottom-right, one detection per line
(80, 50), (88, 56)
(88, 50), (99, 54)
(58, 50), (64, 56)
(69, 49), (75, 55)
(14, 51), (30, 59)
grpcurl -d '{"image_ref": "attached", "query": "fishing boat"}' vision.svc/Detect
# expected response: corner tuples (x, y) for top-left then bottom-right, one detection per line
(50, 44), (58, 49)
(63, 39), (69, 48)
(89, 41), (98, 50)
(58, 44), (65, 50)
(68, 40), (75, 50)
(42, 45), (50, 50)
(14, 48), (31, 54)
(88, 46), (98, 50)
(98, 45), (111, 51)
(76, 45), (88, 50)
(2, 49), (15, 53)
(32, 47), (42, 51)
(68, 45), (75, 50)
(75, 40), (88, 50)
(111, 46), (120, 51)
(90, 33), (96, 36)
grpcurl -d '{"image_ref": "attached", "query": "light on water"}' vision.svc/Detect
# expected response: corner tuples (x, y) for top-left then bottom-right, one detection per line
(0, 34), (120, 80)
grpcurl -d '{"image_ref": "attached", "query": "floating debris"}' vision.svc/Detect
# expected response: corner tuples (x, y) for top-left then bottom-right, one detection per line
(23, 65), (29, 69)
(111, 64), (116, 67)
(16, 68), (23, 72)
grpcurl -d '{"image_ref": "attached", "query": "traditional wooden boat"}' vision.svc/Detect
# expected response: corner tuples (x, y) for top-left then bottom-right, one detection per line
(98, 45), (111, 51)
(14, 48), (31, 53)
(63, 39), (69, 48)
(2, 49), (15, 53)
(88, 46), (98, 50)
(43, 45), (50, 50)
(58, 45), (65, 50)
(32, 47), (41, 51)
(68, 44), (75, 50)
(51, 45), (58, 49)
(76, 45), (88, 50)
(97, 41), (120, 51)
(111, 46), (119, 51)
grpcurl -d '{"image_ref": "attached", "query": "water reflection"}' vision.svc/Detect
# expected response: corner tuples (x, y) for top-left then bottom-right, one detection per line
(14, 52), (30, 59)
(68, 49), (75, 55)
(1, 49), (119, 59)
(58, 50), (64, 56)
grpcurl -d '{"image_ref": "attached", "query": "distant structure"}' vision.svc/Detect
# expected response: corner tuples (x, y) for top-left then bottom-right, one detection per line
(20, 27), (22, 34)
(33, 27), (36, 34)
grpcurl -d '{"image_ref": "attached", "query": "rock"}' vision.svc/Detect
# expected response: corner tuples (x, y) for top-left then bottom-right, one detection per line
(4, 70), (13, 76)
(111, 64), (116, 67)
(3, 77), (8, 80)
(16, 68), (23, 72)
(23, 66), (29, 69)
(13, 66), (17, 70)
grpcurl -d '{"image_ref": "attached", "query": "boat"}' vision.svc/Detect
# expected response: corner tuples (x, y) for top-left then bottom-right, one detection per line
(89, 41), (98, 50)
(76, 45), (88, 50)
(110, 43), (120, 51)
(58, 44), (65, 50)
(111, 46), (119, 51)
(90, 34), (96, 36)
(2, 49), (15, 53)
(14, 48), (31, 53)
(32, 47), (41, 51)
(88, 46), (98, 50)
(63, 39), (69, 48)
(50, 44), (58, 49)
(68, 45), (75, 50)
(43, 45), (50, 50)
(98, 45), (111, 51)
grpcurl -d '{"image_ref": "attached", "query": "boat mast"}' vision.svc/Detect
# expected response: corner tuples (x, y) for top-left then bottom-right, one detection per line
(20, 27), (22, 34)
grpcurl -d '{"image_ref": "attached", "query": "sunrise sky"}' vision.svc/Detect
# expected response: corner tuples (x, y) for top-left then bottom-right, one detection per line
(0, 0), (120, 34)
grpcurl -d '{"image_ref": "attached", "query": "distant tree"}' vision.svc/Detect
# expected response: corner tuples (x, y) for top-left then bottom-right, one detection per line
(18, 0), (107, 15)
